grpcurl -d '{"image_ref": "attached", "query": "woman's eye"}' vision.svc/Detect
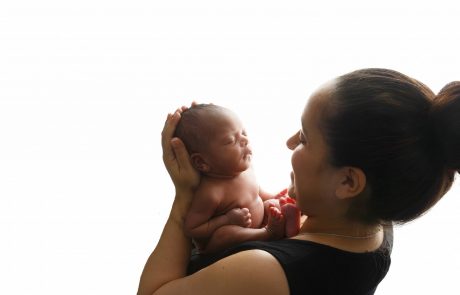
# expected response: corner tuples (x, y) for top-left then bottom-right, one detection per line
(299, 132), (307, 144)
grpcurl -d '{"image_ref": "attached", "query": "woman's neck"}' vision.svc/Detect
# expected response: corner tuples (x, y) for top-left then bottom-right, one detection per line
(295, 216), (384, 253)
(299, 215), (381, 238)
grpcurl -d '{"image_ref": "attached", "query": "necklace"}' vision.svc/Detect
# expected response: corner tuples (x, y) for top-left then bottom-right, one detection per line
(296, 227), (382, 239)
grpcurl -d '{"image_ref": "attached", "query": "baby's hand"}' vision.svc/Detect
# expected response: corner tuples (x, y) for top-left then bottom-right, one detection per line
(226, 208), (252, 227)
(274, 188), (289, 198)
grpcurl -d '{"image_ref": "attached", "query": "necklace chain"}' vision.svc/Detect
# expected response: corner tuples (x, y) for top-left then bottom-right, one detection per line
(296, 228), (382, 239)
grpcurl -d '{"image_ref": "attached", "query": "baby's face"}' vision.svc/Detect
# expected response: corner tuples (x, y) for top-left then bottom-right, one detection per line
(202, 111), (252, 176)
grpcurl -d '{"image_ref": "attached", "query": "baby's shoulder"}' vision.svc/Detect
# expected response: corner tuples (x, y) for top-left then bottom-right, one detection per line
(193, 179), (226, 201)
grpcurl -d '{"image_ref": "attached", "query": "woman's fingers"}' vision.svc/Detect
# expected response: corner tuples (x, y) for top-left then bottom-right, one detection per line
(161, 109), (200, 191)
(171, 137), (192, 171)
(162, 111), (181, 165)
(172, 137), (200, 189)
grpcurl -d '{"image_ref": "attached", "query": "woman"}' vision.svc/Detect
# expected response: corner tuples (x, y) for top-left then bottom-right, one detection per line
(138, 68), (460, 295)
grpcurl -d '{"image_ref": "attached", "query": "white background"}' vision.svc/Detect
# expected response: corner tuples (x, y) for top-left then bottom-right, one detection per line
(1, 0), (459, 294)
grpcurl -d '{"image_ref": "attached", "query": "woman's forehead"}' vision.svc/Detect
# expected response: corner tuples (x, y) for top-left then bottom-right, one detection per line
(301, 82), (335, 135)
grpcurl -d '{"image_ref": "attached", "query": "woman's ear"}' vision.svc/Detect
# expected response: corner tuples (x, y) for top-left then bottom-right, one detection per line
(190, 153), (210, 172)
(335, 167), (366, 200)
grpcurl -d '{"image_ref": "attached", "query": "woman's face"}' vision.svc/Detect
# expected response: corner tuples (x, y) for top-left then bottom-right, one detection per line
(286, 83), (341, 216)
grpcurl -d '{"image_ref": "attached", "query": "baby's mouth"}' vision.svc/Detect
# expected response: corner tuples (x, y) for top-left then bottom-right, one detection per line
(243, 152), (252, 160)
(244, 147), (252, 159)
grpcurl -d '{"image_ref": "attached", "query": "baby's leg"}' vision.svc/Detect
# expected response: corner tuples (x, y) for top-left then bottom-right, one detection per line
(265, 206), (286, 239)
(279, 197), (301, 237)
(263, 198), (300, 237)
(262, 199), (281, 226)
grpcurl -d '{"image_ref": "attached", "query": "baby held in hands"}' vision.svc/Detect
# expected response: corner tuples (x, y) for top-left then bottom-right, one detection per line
(174, 104), (300, 254)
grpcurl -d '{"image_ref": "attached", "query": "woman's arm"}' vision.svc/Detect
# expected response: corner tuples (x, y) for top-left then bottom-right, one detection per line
(138, 110), (199, 295)
(153, 249), (290, 295)
(137, 197), (194, 295)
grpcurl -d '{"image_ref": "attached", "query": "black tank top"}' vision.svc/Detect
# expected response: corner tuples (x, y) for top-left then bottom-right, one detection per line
(188, 226), (392, 295)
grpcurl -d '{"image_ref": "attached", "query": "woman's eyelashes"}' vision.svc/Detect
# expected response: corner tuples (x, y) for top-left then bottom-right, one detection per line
(299, 131), (307, 145)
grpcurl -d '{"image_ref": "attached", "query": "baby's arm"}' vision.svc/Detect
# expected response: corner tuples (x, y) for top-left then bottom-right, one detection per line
(259, 187), (288, 201)
(184, 192), (251, 239)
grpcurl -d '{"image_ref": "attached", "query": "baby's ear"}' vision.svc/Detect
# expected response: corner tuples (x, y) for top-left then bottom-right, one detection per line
(190, 153), (210, 172)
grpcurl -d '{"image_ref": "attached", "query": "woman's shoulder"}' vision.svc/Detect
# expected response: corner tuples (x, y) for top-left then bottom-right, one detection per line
(189, 227), (392, 294)
(186, 248), (290, 295)
(189, 226), (392, 274)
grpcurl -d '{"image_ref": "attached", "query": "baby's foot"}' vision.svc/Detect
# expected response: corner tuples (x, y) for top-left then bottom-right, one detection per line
(265, 206), (285, 240)
(226, 208), (252, 227)
(262, 199), (280, 226)
(279, 195), (296, 205)
(279, 197), (301, 237)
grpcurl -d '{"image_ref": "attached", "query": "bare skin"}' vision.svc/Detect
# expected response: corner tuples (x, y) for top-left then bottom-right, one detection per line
(185, 168), (267, 252)
(137, 108), (290, 295)
(182, 106), (300, 253)
(286, 81), (384, 252)
(138, 87), (386, 294)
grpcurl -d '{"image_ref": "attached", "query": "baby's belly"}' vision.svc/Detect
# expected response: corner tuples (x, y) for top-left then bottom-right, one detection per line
(247, 197), (264, 228)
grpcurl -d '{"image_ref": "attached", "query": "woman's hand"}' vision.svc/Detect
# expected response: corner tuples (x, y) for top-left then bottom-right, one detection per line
(162, 108), (200, 194)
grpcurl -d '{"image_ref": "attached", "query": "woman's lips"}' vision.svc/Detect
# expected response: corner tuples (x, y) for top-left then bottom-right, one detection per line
(288, 171), (296, 199)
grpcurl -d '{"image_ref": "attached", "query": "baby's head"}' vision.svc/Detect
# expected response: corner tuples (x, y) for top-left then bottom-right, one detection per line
(174, 104), (252, 177)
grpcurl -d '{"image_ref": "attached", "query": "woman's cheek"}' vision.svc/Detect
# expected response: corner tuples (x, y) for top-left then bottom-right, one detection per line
(291, 151), (302, 178)
(288, 183), (296, 199)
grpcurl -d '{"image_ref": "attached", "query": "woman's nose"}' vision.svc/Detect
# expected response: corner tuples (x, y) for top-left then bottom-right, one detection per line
(286, 131), (299, 150)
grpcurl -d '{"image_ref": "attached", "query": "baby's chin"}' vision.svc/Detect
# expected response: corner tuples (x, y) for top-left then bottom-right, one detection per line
(243, 154), (252, 162)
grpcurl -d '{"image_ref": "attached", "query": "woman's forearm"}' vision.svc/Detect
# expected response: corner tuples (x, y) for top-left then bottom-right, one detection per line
(137, 197), (192, 295)
(138, 108), (199, 294)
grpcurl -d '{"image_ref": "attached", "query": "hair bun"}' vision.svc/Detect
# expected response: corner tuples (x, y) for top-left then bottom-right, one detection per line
(431, 81), (460, 171)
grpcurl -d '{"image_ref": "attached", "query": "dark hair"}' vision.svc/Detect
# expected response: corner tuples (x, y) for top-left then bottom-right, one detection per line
(321, 68), (459, 224)
(174, 103), (226, 153)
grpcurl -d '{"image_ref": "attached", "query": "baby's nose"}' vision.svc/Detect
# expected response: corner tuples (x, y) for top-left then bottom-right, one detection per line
(240, 136), (249, 146)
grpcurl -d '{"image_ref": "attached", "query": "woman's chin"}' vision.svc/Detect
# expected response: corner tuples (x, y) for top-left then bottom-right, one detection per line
(288, 185), (296, 199)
